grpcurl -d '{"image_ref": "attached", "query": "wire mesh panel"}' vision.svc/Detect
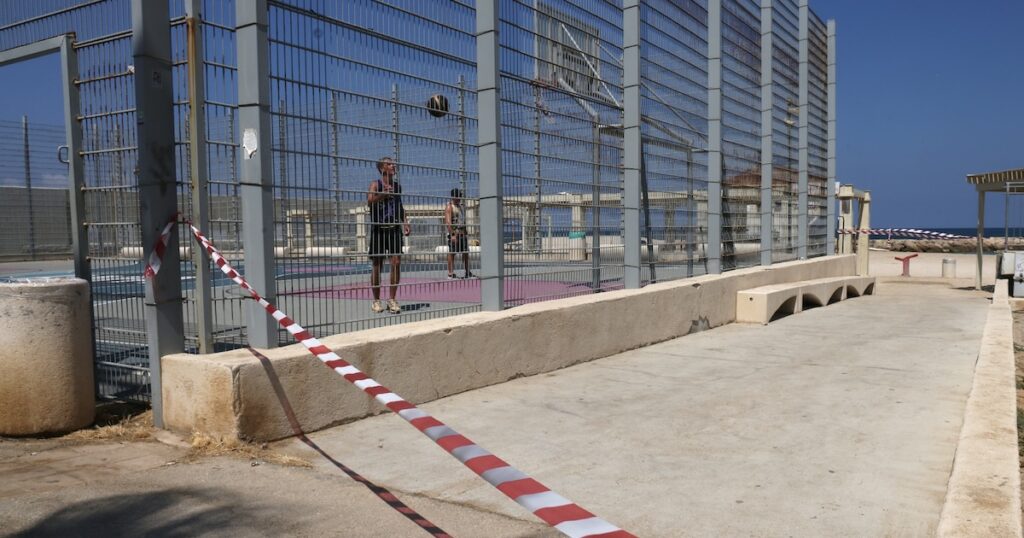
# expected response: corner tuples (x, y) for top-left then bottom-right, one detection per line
(638, 0), (709, 283)
(806, 11), (828, 257)
(265, 0), (480, 339)
(76, 13), (150, 402)
(770, 0), (799, 262)
(0, 119), (72, 260)
(190, 0), (249, 349)
(499, 0), (625, 305)
(0, 1), (150, 401)
(1, 0), (837, 408)
(719, 0), (761, 270)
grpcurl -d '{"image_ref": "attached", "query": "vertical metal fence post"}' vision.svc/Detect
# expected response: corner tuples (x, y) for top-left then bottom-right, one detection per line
(458, 75), (467, 199)
(532, 84), (542, 255)
(826, 19), (837, 255)
(759, 0), (773, 266)
(22, 116), (36, 259)
(236, 0), (277, 348)
(622, 0), (640, 289)
(278, 100), (288, 217)
(330, 93), (341, 242)
(60, 36), (88, 283)
(133, 0), (185, 427)
(477, 0), (504, 310)
(391, 84), (400, 164)
(797, 0), (809, 259)
(187, 0), (214, 354)
(686, 150), (694, 277)
(707, 0), (723, 274)
(591, 124), (601, 290)
(113, 125), (124, 250)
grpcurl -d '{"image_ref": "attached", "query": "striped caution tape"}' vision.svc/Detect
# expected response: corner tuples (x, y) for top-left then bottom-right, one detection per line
(145, 215), (634, 538)
(142, 212), (180, 278)
(246, 346), (452, 538)
(837, 228), (971, 239)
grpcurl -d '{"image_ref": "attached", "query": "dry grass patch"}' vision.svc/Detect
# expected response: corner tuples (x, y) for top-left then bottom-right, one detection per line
(186, 432), (312, 468)
(64, 409), (154, 442)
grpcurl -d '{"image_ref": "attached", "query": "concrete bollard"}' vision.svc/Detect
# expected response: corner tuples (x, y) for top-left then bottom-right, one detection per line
(942, 258), (956, 279)
(0, 277), (94, 435)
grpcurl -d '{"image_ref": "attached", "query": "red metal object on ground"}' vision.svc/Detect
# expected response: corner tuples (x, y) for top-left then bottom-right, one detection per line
(895, 254), (919, 277)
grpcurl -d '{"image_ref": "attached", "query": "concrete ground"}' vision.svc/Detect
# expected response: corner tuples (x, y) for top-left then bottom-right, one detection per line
(0, 269), (992, 537)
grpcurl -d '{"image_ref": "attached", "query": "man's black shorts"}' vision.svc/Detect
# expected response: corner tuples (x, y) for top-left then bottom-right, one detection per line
(369, 225), (403, 258)
(448, 232), (468, 254)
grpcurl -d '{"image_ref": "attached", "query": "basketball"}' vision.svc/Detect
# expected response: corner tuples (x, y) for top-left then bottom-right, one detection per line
(427, 93), (449, 118)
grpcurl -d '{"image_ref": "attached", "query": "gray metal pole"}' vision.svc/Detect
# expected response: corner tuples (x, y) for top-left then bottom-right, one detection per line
(759, 0), (773, 266)
(826, 19), (837, 255)
(622, 0), (641, 289)
(707, 0), (723, 274)
(686, 151), (694, 277)
(133, 0), (185, 427)
(533, 94), (543, 253)
(1005, 183), (1010, 251)
(330, 93), (341, 243)
(22, 115), (36, 259)
(279, 99), (288, 215)
(392, 84), (400, 163)
(797, 0), (809, 259)
(477, 0), (504, 310)
(591, 123), (601, 291)
(114, 125), (123, 250)
(236, 0), (277, 348)
(186, 0), (214, 354)
(458, 75), (468, 200)
(60, 36), (88, 283)
(977, 189), (984, 291)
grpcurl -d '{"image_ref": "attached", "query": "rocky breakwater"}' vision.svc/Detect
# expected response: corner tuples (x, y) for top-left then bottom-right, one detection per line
(871, 237), (1024, 253)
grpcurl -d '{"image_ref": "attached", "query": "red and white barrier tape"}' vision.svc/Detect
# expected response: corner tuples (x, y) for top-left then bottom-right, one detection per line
(837, 228), (970, 239)
(142, 214), (179, 278)
(145, 215), (633, 538)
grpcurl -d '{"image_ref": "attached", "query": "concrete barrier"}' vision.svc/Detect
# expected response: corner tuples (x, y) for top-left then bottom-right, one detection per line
(0, 277), (94, 435)
(937, 279), (1023, 537)
(162, 255), (856, 441)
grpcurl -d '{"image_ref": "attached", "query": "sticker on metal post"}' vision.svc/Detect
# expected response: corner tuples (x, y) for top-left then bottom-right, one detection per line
(243, 128), (258, 159)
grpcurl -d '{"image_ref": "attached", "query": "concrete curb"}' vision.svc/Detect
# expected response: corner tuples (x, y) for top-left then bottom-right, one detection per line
(938, 279), (1023, 537)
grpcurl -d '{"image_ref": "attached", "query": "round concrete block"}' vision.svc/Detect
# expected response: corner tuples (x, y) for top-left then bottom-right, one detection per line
(0, 277), (94, 435)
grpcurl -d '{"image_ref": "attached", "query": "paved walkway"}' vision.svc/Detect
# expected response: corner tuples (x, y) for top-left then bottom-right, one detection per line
(0, 279), (991, 537)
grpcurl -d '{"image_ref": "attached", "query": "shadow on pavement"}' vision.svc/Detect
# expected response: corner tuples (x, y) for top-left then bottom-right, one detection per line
(11, 488), (271, 537)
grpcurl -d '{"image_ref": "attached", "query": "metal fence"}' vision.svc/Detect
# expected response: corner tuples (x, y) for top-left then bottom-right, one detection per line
(0, 0), (837, 414)
(0, 118), (72, 260)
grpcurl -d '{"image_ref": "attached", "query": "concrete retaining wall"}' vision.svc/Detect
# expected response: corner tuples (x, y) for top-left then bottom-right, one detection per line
(162, 255), (856, 441)
(937, 279), (1023, 537)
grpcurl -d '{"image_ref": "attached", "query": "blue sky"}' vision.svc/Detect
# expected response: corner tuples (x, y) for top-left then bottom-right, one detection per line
(1, 1), (1021, 228)
(811, 0), (1024, 227)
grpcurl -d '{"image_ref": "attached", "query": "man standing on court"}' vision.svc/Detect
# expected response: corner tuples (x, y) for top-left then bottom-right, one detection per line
(368, 157), (410, 314)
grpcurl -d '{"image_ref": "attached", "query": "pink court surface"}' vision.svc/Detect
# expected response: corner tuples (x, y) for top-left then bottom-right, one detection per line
(293, 277), (624, 304)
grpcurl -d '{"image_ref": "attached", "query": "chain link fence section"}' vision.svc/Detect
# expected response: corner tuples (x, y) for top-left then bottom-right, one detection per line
(264, 0), (481, 339)
(771, 0), (800, 263)
(1, 0), (837, 407)
(806, 11), (828, 258)
(720, 0), (763, 271)
(638, 0), (711, 283)
(0, 118), (72, 260)
(499, 0), (625, 305)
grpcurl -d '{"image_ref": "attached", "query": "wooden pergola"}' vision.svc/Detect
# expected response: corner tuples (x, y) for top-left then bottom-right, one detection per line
(966, 167), (1024, 289)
